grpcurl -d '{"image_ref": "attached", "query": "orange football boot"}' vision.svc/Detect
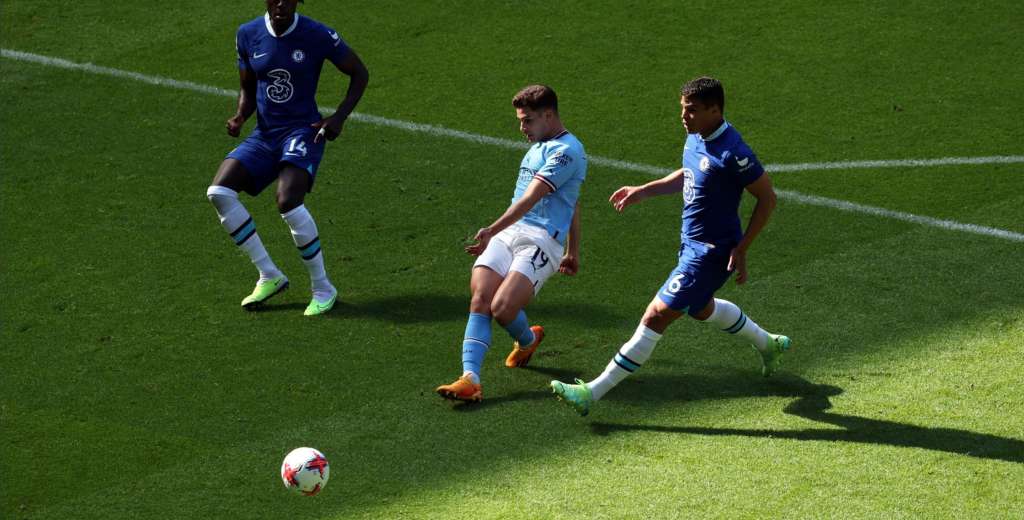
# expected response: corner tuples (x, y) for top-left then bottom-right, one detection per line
(505, 325), (545, 368)
(436, 374), (483, 402)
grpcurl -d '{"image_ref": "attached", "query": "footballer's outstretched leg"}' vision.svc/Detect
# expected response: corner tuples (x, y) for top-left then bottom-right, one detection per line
(550, 378), (592, 416)
(757, 333), (791, 377)
(703, 298), (790, 377)
(551, 321), (664, 416)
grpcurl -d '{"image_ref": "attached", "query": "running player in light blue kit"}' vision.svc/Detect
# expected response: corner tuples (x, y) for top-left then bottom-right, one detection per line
(437, 85), (586, 402)
(206, 0), (368, 316)
(552, 77), (790, 416)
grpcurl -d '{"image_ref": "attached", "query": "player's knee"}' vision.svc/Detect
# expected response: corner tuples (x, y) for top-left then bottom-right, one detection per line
(489, 298), (516, 325)
(690, 302), (714, 321)
(641, 306), (674, 332)
(206, 185), (239, 213)
(469, 292), (491, 314)
(275, 191), (303, 213)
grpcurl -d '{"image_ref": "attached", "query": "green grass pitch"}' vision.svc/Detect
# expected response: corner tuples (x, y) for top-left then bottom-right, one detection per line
(2, 1), (1023, 518)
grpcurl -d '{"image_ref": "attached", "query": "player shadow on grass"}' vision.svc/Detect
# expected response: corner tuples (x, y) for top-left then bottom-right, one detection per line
(302, 292), (628, 325)
(248, 302), (309, 313)
(450, 365), (584, 412)
(590, 373), (1024, 464)
(246, 293), (466, 321)
(249, 289), (627, 326)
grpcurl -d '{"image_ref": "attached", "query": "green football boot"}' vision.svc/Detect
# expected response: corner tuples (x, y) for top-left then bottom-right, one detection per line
(551, 378), (593, 417)
(303, 288), (337, 317)
(757, 334), (791, 377)
(241, 275), (289, 310)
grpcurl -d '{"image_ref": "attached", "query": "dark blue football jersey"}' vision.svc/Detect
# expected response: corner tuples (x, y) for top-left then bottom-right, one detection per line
(679, 122), (765, 247)
(236, 14), (351, 133)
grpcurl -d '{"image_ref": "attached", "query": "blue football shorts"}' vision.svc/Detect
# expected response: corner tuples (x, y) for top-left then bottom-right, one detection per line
(656, 240), (734, 317)
(226, 125), (326, 196)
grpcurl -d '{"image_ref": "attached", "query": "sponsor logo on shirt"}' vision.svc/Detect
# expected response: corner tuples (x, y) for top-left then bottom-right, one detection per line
(329, 31), (342, 47)
(518, 167), (537, 185)
(550, 151), (573, 168)
(266, 69), (294, 103)
(736, 156), (753, 172)
(682, 168), (696, 204)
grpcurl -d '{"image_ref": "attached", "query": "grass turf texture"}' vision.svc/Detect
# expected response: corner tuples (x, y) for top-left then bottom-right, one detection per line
(3, 1), (1023, 518)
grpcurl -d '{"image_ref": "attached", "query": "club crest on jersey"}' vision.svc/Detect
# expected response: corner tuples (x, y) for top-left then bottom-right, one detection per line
(292, 49), (306, 63)
(699, 156), (711, 172)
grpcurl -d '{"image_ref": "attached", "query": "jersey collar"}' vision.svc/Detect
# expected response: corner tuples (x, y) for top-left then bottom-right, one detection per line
(700, 120), (729, 142)
(543, 129), (569, 142)
(264, 13), (299, 38)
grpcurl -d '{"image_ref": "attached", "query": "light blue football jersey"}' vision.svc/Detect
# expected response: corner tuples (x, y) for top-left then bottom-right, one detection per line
(512, 130), (587, 246)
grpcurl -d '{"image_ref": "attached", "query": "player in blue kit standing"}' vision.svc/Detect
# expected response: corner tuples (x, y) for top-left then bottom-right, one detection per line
(551, 77), (790, 416)
(436, 85), (586, 402)
(206, 0), (368, 316)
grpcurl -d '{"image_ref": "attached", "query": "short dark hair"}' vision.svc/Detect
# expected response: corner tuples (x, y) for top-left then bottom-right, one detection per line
(512, 84), (558, 112)
(680, 76), (724, 112)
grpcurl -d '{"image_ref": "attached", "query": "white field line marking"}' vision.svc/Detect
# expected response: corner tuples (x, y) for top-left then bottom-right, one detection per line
(769, 155), (1024, 173)
(5, 48), (1023, 243)
(776, 190), (1024, 242)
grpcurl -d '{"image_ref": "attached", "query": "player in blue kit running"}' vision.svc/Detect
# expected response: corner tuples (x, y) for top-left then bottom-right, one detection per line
(551, 77), (790, 416)
(437, 85), (587, 402)
(206, 0), (368, 316)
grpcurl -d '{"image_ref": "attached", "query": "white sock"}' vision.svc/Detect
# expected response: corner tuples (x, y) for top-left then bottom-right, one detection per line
(706, 298), (769, 351)
(207, 186), (281, 282)
(281, 204), (333, 297)
(587, 324), (662, 401)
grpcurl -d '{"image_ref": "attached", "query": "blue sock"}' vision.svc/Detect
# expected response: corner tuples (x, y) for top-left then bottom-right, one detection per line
(503, 310), (535, 346)
(461, 313), (492, 381)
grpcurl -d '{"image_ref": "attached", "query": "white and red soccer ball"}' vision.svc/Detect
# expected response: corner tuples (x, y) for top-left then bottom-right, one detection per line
(281, 447), (330, 496)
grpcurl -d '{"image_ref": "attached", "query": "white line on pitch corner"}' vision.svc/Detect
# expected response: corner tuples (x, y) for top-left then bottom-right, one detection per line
(3, 48), (1022, 242)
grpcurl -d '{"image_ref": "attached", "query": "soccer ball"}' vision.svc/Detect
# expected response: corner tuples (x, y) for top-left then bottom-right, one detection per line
(281, 447), (330, 496)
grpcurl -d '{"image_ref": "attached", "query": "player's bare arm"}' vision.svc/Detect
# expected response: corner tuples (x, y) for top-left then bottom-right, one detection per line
(313, 50), (369, 143)
(226, 67), (258, 137)
(728, 173), (777, 285)
(609, 168), (686, 212)
(465, 178), (553, 256)
(559, 202), (581, 275)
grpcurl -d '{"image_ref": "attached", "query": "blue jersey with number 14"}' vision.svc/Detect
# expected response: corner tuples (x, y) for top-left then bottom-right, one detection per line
(236, 14), (351, 134)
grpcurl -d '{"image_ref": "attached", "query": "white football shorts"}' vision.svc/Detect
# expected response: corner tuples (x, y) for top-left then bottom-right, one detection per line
(473, 222), (564, 294)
